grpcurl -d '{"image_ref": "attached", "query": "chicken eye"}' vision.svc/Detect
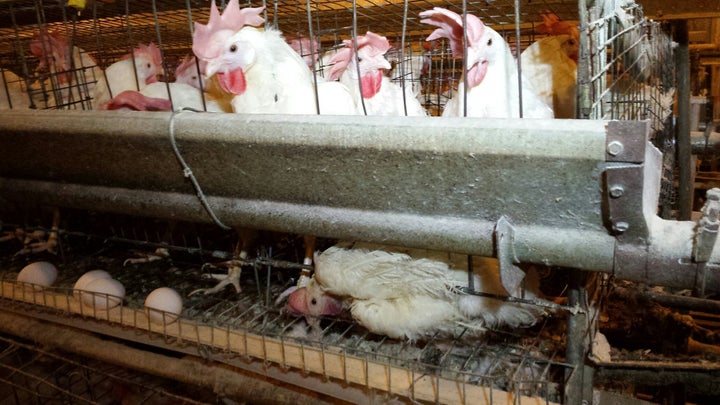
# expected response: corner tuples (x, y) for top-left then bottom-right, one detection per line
(146, 63), (151, 69)
(230, 44), (238, 52)
(487, 38), (493, 46)
(310, 298), (317, 306)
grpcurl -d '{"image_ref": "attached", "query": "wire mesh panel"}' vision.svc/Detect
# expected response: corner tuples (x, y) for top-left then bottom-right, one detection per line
(581, 1), (677, 214)
(0, 208), (575, 404)
(584, 1), (675, 125)
(0, 0), (587, 116)
(0, 1), (700, 404)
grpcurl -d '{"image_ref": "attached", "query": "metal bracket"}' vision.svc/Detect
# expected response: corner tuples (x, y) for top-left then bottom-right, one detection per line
(494, 216), (526, 295)
(605, 121), (650, 163)
(693, 188), (720, 263)
(603, 164), (649, 243)
(692, 188), (720, 296)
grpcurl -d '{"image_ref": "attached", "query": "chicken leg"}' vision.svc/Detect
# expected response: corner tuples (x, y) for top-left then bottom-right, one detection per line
(274, 234), (317, 305)
(14, 207), (60, 255)
(189, 227), (257, 296)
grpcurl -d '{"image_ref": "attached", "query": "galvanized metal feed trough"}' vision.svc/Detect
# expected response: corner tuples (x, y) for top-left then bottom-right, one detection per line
(0, 110), (717, 292)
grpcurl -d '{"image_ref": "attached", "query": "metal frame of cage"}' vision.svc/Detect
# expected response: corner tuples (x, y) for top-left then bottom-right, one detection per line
(1, 0), (709, 404)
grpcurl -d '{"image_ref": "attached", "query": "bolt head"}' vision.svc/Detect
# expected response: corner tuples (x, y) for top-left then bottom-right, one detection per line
(609, 185), (624, 198)
(607, 141), (624, 156)
(613, 221), (629, 233)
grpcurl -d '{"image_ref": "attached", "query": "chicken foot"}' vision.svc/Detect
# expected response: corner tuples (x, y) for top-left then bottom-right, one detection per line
(189, 227), (256, 296)
(123, 248), (170, 266)
(189, 259), (244, 296)
(14, 207), (60, 255)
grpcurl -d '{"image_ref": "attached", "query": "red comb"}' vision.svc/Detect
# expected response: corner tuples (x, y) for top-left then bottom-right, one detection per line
(192, 0), (265, 60)
(354, 31), (390, 57)
(287, 35), (319, 54)
(326, 47), (352, 81)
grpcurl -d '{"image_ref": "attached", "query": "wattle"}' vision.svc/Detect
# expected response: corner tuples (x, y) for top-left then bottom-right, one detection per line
(466, 61), (488, 89)
(217, 68), (247, 95)
(359, 70), (383, 99)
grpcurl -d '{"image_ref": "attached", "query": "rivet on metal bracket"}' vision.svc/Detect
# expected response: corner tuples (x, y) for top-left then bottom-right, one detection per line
(609, 185), (624, 198)
(613, 221), (629, 233)
(605, 121), (649, 163)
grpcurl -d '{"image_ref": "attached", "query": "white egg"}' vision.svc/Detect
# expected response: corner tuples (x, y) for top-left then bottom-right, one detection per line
(144, 287), (183, 325)
(73, 270), (112, 298)
(81, 278), (125, 310)
(17, 261), (58, 290)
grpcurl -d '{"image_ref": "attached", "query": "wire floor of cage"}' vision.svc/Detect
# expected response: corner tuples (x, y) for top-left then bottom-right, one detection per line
(1, 208), (719, 404)
(0, 207), (575, 404)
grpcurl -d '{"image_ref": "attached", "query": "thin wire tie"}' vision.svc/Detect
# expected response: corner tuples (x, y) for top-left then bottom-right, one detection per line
(168, 110), (232, 230)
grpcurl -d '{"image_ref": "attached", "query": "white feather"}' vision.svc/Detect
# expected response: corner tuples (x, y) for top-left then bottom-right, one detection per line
(520, 35), (577, 119)
(93, 55), (158, 109)
(442, 27), (553, 118)
(225, 28), (317, 114)
(139, 82), (228, 112)
(309, 242), (547, 339)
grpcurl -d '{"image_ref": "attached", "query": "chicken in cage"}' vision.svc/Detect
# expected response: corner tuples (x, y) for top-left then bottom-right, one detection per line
(2, 0), (720, 404)
(0, 0), (583, 117)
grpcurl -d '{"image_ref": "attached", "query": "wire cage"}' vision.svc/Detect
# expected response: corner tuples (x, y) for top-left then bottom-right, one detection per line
(581, 1), (678, 215)
(0, 1), (676, 122)
(0, 206), (578, 404)
(3, 0), (712, 404)
(0, 1), (588, 114)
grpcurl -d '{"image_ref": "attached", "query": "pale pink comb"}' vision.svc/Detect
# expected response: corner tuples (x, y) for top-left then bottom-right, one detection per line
(141, 43), (162, 66)
(120, 42), (161, 68)
(175, 55), (195, 77)
(326, 31), (390, 81)
(286, 35), (320, 68)
(420, 7), (485, 58)
(192, 0), (265, 61)
(30, 29), (68, 69)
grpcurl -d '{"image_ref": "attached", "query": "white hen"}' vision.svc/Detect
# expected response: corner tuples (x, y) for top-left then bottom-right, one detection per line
(420, 7), (553, 118)
(105, 82), (229, 112)
(287, 242), (547, 340)
(519, 12), (579, 119)
(326, 32), (426, 116)
(93, 43), (162, 110)
(520, 35), (578, 119)
(29, 30), (103, 109)
(193, 0), (356, 115)
(193, 3), (315, 114)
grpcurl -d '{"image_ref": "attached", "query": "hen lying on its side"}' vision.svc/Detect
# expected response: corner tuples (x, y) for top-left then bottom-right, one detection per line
(285, 242), (549, 340)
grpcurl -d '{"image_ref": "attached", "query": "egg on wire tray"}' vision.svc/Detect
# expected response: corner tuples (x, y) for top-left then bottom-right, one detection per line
(17, 261), (58, 290)
(73, 269), (126, 310)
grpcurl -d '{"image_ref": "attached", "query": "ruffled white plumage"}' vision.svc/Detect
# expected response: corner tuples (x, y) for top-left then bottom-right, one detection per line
(293, 242), (547, 340)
